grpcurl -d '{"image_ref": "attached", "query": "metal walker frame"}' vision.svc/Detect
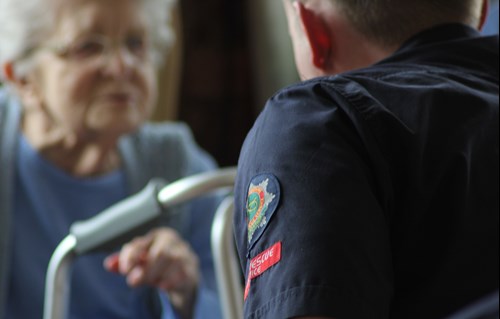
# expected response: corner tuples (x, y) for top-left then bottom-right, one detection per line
(43, 167), (243, 319)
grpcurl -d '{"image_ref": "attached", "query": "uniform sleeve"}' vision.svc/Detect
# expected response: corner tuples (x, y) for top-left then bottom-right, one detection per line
(234, 82), (394, 319)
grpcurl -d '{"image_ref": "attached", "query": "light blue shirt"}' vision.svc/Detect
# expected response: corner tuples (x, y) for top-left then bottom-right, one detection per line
(5, 134), (221, 319)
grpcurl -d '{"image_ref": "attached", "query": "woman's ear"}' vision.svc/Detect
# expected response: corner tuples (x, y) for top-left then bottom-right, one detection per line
(2, 62), (16, 82)
(294, 1), (332, 69)
(3, 62), (42, 109)
(2, 62), (29, 88)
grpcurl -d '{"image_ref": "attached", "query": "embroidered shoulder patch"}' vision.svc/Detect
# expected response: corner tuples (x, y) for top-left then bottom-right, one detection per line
(246, 174), (280, 250)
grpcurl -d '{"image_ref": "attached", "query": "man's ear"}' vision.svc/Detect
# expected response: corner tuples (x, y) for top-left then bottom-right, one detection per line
(478, 0), (489, 31)
(294, 1), (331, 69)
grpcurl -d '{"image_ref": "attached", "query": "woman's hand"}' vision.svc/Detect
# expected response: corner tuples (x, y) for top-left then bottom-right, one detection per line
(104, 228), (199, 319)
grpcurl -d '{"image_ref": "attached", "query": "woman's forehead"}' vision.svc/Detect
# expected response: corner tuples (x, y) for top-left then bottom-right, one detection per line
(53, 0), (148, 38)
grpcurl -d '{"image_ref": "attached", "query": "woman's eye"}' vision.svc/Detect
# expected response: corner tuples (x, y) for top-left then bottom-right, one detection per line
(71, 39), (105, 59)
(126, 36), (146, 55)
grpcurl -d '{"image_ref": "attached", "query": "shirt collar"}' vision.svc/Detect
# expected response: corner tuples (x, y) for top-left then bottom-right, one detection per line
(374, 23), (498, 79)
(396, 23), (481, 53)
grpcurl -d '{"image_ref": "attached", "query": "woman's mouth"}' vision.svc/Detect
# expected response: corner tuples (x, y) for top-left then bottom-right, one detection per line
(104, 93), (134, 105)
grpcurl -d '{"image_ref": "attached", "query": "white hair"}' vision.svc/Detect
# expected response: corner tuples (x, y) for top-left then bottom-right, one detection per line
(0, 0), (177, 80)
(143, 0), (178, 65)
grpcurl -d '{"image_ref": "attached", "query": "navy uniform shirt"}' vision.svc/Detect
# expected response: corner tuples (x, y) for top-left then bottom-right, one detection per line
(234, 24), (499, 319)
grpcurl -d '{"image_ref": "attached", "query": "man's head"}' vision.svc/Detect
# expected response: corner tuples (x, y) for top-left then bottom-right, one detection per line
(328, 0), (486, 47)
(282, 0), (488, 79)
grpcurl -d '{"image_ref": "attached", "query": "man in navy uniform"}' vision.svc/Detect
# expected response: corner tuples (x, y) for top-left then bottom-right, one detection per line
(234, 0), (499, 318)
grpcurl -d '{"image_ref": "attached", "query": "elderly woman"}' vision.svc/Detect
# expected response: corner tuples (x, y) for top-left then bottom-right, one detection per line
(0, 0), (222, 318)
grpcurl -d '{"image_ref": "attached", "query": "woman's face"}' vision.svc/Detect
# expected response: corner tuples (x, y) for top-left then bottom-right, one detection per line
(25, 0), (158, 141)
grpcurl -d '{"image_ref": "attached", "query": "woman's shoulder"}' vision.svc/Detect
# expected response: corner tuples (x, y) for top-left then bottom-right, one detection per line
(0, 86), (20, 113)
(139, 121), (193, 139)
(120, 121), (215, 180)
(0, 87), (21, 130)
(0, 87), (8, 113)
(131, 121), (199, 152)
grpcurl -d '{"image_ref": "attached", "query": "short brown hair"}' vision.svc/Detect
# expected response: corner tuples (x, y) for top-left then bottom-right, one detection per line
(303, 0), (483, 47)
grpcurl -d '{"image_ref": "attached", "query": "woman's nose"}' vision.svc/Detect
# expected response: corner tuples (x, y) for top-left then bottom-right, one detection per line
(101, 46), (136, 78)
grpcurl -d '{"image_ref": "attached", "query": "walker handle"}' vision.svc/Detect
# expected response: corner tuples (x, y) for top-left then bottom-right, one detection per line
(70, 179), (167, 254)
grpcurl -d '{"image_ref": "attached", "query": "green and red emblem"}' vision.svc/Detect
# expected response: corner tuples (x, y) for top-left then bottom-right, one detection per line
(246, 174), (280, 250)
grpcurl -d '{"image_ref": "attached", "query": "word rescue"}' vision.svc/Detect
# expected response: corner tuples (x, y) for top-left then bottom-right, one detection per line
(245, 242), (282, 300)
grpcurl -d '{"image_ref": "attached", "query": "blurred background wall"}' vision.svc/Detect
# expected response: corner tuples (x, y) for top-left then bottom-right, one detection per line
(246, 0), (299, 111)
(152, 0), (299, 167)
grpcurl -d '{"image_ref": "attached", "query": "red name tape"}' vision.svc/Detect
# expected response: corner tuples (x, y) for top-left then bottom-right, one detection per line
(244, 242), (282, 300)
